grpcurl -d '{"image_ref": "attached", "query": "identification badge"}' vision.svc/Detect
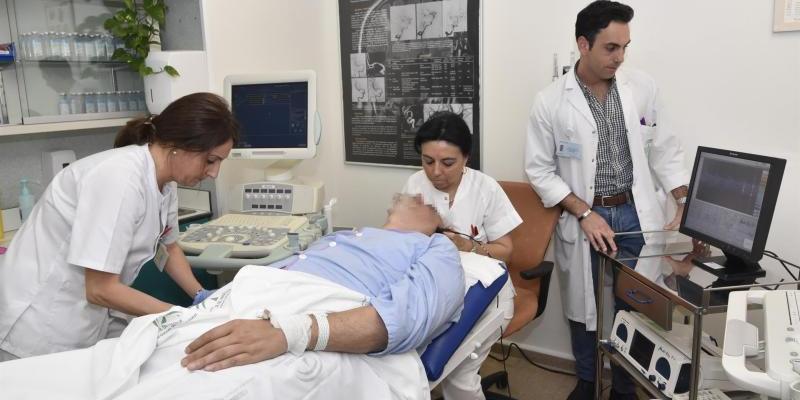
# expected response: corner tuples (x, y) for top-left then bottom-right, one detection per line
(154, 242), (169, 272)
(556, 140), (582, 160)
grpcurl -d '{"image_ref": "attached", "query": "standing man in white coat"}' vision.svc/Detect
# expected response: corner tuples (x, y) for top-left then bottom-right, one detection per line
(524, 2), (688, 399)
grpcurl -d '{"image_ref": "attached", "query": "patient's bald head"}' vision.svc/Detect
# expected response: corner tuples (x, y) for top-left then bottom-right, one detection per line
(384, 194), (442, 236)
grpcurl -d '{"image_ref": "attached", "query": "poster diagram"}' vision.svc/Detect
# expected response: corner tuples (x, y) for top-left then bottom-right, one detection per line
(339, 0), (480, 168)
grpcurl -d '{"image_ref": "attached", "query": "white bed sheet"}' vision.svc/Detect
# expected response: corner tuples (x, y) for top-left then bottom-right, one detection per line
(0, 253), (507, 400)
(0, 266), (429, 400)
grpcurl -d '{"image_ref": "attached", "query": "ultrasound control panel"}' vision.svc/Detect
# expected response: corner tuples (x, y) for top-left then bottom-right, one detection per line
(179, 213), (310, 258)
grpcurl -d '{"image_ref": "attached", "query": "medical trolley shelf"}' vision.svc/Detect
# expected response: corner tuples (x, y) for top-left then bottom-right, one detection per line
(594, 231), (798, 400)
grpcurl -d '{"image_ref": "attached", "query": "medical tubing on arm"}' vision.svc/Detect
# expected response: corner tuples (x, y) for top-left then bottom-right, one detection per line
(270, 314), (312, 356)
(312, 313), (330, 351)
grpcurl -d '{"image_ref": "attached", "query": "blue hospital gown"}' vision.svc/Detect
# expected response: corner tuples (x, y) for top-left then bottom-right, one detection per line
(271, 227), (465, 355)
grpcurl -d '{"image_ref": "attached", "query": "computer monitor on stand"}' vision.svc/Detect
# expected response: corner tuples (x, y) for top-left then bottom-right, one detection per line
(679, 147), (785, 282)
(223, 70), (320, 180)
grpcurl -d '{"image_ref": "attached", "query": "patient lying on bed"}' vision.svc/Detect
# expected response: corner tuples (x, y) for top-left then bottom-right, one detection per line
(0, 194), (466, 400)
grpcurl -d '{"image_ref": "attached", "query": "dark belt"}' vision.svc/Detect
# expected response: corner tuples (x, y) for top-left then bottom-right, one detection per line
(593, 190), (633, 207)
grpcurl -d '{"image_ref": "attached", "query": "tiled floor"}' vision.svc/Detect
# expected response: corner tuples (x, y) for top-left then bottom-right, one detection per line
(431, 346), (648, 400)
(478, 349), (578, 400)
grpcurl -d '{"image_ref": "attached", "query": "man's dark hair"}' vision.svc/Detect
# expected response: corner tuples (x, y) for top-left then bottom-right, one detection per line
(575, 1), (634, 47)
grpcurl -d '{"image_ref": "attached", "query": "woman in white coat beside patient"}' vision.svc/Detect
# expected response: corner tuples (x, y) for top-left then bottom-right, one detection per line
(402, 111), (522, 400)
(0, 93), (240, 361)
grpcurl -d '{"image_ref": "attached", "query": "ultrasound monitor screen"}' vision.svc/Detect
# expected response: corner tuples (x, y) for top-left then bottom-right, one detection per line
(231, 82), (308, 149)
(683, 152), (771, 253)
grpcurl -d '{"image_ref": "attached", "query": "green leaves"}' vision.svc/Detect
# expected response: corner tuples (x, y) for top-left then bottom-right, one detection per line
(103, 0), (177, 78)
(163, 65), (179, 77)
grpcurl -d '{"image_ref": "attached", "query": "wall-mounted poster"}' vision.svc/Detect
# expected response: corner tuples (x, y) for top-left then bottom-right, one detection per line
(774, 0), (800, 31)
(339, 0), (480, 168)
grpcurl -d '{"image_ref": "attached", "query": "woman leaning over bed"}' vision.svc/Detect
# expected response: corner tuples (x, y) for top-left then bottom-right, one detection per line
(401, 111), (521, 400)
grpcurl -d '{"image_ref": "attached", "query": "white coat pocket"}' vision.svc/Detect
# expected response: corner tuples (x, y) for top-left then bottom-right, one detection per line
(555, 211), (579, 244)
(639, 125), (656, 161)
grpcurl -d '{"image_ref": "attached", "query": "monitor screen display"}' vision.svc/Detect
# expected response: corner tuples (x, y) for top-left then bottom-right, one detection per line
(630, 330), (655, 369)
(682, 152), (770, 253)
(231, 81), (308, 149)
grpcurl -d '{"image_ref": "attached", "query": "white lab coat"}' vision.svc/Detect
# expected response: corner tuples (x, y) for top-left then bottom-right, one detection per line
(0, 144), (179, 358)
(524, 68), (687, 331)
(403, 168), (521, 399)
(402, 168), (522, 243)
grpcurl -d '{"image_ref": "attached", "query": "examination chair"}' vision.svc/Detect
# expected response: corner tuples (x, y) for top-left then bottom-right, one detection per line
(482, 180), (561, 400)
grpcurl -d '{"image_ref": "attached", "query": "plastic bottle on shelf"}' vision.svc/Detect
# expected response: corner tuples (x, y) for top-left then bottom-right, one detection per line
(84, 33), (96, 61)
(60, 32), (72, 60)
(68, 92), (78, 114)
(58, 92), (70, 115)
(18, 179), (35, 222)
(18, 33), (29, 60)
(84, 92), (97, 113)
(70, 92), (84, 114)
(114, 37), (124, 52)
(136, 90), (146, 111)
(93, 34), (106, 61)
(96, 92), (107, 113)
(0, 185), (4, 241)
(29, 31), (44, 60)
(106, 91), (118, 112)
(103, 35), (115, 60)
(40, 32), (50, 59)
(47, 32), (61, 59)
(127, 91), (138, 111)
(118, 91), (129, 111)
(74, 33), (86, 61)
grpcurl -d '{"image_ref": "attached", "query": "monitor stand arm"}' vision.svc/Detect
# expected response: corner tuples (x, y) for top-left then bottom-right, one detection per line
(265, 160), (301, 182)
(692, 250), (766, 282)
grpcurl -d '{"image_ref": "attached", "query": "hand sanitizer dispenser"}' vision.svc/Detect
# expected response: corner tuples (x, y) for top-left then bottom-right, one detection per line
(18, 179), (34, 222)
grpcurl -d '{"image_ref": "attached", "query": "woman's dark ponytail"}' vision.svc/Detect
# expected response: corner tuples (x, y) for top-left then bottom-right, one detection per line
(113, 93), (239, 151)
(114, 116), (156, 148)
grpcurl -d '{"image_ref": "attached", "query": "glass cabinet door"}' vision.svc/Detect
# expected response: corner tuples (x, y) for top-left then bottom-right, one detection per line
(8, 0), (145, 124)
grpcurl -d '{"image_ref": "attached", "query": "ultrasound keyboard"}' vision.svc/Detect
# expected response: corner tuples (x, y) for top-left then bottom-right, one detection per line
(178, 213), (309, 258)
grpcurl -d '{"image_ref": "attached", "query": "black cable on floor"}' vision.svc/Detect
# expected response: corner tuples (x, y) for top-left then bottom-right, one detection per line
(496, 326), (513, 398)
(488, 341), (576, 377)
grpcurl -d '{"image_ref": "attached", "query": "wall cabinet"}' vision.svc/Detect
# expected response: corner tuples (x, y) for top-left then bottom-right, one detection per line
(0, 0), (145, 135)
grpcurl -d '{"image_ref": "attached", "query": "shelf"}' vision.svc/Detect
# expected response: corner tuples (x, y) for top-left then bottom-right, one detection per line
(17, 59), (127, 66)
(0, 117), (136, 137)
(599, 344), (668, 399)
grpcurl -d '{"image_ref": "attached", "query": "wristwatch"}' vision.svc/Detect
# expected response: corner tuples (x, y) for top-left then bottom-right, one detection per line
(676, 196), (687, 205)
(578, 209), (593, 221)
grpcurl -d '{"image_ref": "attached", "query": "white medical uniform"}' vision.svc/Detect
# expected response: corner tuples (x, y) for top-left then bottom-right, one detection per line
(403, 167), (522, 400)
(0, 144), (179, 358)
(524, 68), (687, 331)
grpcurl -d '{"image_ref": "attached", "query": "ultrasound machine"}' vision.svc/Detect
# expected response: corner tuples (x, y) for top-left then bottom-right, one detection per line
(178, 70), (327, 270)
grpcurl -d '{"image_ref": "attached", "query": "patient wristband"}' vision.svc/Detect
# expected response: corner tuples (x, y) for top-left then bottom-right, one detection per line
(312, 313), (330, 351)
(270, 314), (312, 356)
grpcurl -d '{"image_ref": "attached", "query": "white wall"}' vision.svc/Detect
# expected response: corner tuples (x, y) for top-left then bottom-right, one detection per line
(201, 0), (800, 361)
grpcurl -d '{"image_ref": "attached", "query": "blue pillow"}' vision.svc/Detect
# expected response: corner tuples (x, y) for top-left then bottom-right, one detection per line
(420, 271), (509, 381)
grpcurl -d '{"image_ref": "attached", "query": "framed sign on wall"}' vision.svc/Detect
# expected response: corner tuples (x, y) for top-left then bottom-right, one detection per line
(338, 0), (481, 169)
(774, 0), (800, 31)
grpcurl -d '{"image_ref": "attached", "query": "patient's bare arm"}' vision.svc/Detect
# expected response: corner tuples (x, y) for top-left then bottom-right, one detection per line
(181, 305), (388, 372)
(308, 305), (387, 353)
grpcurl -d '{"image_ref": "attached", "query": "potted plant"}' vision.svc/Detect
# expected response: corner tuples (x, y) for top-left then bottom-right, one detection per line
(104, 0), (179, 78)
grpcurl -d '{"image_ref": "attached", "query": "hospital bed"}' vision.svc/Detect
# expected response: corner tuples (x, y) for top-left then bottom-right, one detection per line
(0, 254), (512, 400)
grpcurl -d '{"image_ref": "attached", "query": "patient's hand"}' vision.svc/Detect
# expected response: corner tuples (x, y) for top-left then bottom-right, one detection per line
(181, 319), (288, 372)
